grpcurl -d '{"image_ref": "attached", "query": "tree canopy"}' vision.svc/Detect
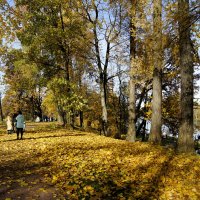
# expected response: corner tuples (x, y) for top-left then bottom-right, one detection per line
(0, 0), (199, 153)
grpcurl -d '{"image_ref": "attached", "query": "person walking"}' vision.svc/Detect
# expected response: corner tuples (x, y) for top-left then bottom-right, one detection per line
(16, 111), (25, 140)
(6, 115), (13, 134)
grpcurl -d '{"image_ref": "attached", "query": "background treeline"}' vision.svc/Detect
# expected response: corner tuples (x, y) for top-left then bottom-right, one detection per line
(0, 0), (199, 152)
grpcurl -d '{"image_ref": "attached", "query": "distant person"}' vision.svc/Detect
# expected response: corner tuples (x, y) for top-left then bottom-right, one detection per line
(6, 115), (13, 134)
(35, 116), (40, 122)
(16, 111), (25, 140)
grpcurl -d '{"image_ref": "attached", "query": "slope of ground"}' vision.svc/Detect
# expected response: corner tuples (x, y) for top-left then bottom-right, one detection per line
(0, 122), (199, 200)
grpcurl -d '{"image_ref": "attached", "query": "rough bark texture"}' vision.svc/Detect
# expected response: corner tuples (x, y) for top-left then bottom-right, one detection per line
(127, 77), (136, 142)
(149, 0), (162, 144)
(127, 0), (136, 142)
(177, 0), (194, 153)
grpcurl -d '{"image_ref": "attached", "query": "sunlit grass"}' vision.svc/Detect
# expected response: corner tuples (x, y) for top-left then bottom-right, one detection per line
(0, 122), (200, 199)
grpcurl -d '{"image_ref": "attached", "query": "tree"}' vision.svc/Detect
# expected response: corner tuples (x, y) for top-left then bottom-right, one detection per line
(177, 0), (194, 153)
(0, 0), (16, 56)
(149, 0), (163, 144)
(127, 0), (137, 142)
(126, 0), (153, 142)
(14, 0), (92, 124)
(0, 1), (11, 41)
(0, 92), (3, 121)
(80, 0), (125, 136)
(2, 49), (45, 120)
(47, 77), (87, 127)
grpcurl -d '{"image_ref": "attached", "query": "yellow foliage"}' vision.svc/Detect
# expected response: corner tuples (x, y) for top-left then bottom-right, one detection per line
(0, 122), (199, 199)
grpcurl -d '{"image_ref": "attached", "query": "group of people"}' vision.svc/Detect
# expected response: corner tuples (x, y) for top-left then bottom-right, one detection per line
(6, 111), (25, 140)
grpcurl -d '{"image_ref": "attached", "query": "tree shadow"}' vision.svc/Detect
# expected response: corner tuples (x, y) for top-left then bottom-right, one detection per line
(0, 134), (178, 199)
(0, 154), (61, 199)
(0, 133), (87, 143)
(61, 146), (174, 199)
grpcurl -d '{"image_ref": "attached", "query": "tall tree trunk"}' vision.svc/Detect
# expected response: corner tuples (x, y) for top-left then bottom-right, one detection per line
(84, 2), (109, 136)
(142, 120), (147, 141)
(80, 111), (83, 127)
(127, 0), (136, 142)
(115, 76), (123, 139)
(78, 70), (84, 128)
(177, 0), (194, 153)
(60, 4), (72, 126)
(30, 96), (35, 121)
(149, 0), (162, 144)
(70, 109), (75, 129)
(100, 72), (108, 136)
(93, 23), (108, 136)
(0, 93), (3, 121)
(142, 91), (148, 141)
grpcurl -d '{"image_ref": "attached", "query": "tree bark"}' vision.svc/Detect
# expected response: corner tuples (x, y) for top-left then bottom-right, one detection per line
(149, 0), (162, 144)
(127, 0), (136, 142)
(93, 15), (108, 136)
(57, 105), (66, 126)
(0, 93), (3, 121)
(177, 0), (194, 153)
(80, 111), (83, 127)
(100, 72), (108, 136)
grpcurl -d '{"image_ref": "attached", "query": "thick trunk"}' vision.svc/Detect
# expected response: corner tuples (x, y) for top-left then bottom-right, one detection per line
(57, 112), (63, 124)
(37, 109), (43, 122)
(62, 112), (67, 126)
(57, 105), (66, 126)
(149, 0), (162, 144)
(127, 0), (136, 142)
(127, 77), (136, 142)
(177, 0), (194, 153)
(149, 68), (162, 143)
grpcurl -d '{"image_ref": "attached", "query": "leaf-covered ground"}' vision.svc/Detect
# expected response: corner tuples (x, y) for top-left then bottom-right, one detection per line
(0, 122), (200, 200)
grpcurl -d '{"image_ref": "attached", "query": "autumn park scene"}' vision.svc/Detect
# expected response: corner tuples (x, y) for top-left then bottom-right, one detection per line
(0, 0), (200, 199)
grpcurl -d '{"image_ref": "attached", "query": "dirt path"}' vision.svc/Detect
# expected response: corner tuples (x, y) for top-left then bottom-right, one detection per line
(0, 124), (67, 200)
